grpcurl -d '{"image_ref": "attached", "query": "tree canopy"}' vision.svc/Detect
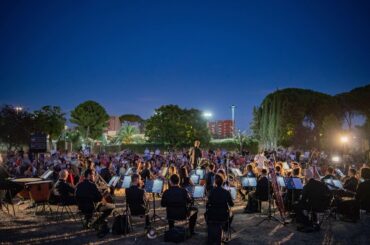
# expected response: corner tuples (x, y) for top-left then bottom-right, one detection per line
(70, 100), (109, 140)
(251, 84), (370, 149)
(145, 105), (210, 147)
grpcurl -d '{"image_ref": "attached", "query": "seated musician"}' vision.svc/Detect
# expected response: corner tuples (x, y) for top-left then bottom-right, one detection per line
(294, 174), (332, 231)
(179, 166), (194, 195)
(100, 162), (113, 183)
(355, 167), (370, 213)
(206, 174), (234, 245)
(161, 174), (198, 235)
(284, 168), (302, 211)
(244, 169), (270, 213)
(75, 169), (115, 229)
(0, 164), (23, 203)
(243, 164), (256, 178)
(343, 168), (358, 194)
(322, 166), (337, 181)
(125, 174), (151, 229)
(55, 170), (76, 205)
(205, 164), (216, 192)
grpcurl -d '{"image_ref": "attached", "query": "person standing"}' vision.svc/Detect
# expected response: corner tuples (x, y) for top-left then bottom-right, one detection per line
(189, 140), (202, 170)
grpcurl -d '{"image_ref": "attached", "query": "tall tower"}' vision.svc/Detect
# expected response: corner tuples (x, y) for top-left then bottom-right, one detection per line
(231, 105), (236, 137)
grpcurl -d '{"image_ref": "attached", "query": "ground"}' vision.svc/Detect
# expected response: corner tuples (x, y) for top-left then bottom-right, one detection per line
(1, 196), (370, 245)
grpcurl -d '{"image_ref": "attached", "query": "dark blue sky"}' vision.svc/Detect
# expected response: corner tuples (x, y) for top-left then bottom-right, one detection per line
(1, 0), (369, 131)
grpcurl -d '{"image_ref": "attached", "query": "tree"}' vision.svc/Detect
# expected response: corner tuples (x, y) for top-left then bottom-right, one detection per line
(119, 114), (145, 133)
(0, 105), (35, 150)
(145, 105), (210, 147)
(114, 125), (138, 144)
(70, 101), (109, 142)
(319, 114), (341, 152)
(34, 106), (66, 150)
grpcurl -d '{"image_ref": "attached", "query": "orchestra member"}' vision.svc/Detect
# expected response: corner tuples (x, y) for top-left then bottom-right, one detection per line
(140, 161), (152, 183)
(75, 169), (115, 231)
(322, 166), (337, 181)
(125, 174), (151, 229)
(55, 170), (76, 205)
(100, 162), (113, 183)
(189, 140), (202, 169)
(343, 168), (358, 193)
(0, 164), (23, 203)
(205, 164), (216, 192)
(355, 167), (370, 213)
(294, 175), (332, 231)
(161, 174), (198, 235)
(206, 174), (234, 245)
(243, 164), (256, 178)
(284, 168), (302, 211)
(244, 169), (270, 213)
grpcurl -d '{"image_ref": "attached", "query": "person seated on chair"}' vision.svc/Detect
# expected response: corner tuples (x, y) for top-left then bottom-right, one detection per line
(343, 168), (358, 194)
(0, 164), (23, 203)
(355, 167), (370, 213)
(125, 173), (151, 229)
(294, 174), (332, 231)
(284, 168), (303, 211)
(322, 166), (337, 181)
(55, 169), (76, 205)
(244, 168), (270, 213)
(205, 173), (234, 245)
(75, 169), (115, 228)
(161, 174), (198, 236)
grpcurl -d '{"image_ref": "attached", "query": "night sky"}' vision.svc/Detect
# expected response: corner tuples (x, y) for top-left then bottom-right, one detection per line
(1, 0), (369, 131)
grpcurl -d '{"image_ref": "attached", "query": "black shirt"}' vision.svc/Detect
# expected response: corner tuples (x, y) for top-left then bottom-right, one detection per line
(55, 179), (75, 199)
(206, 186), (234, 222)
(356, 179), (370, 212)
(161, 186), (191, 220)
(125, 185), (147, 215)
(75, 179), (102, 213)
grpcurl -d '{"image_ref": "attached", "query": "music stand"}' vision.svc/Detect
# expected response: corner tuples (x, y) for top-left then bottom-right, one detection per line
(190, 174), (200, 185)
(108, 176), (120, 188)
(121, 176), (132, 189)
(195, 169), (206, 179)
(145, 179), (165, 223)
(241, 177), (257, 188)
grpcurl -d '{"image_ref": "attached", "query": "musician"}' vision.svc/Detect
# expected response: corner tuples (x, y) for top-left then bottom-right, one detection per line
(161, 174), (198, 235)
(244, 169), (270, 213)
(294, 175), (332, 231)
(0, 164), (23, 203)
(55, 170), (76, 205)
(205, 164), (216, 192)
(242, 164), (256, 178)
(189, 140), (202, 169)
(355, 167), (370, 212)
(100, 162), (113, 183)
(341, 168), (357, 193)
(140, 161), (152, 183)
(75, 169), (115, 229)
(284, 168), (302, 211)
(322, 166), (337, 181)
(125, 174), (151, 229)
(206, 174), (234, 245)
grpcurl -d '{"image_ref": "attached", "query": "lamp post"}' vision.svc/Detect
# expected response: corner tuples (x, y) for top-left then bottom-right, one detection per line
(340, 135), (349, 172)
(14, 106), (23, 114)
(231, 105), (236, 137)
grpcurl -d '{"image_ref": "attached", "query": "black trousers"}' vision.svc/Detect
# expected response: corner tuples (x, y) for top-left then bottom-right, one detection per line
(168, 207), (198, 233)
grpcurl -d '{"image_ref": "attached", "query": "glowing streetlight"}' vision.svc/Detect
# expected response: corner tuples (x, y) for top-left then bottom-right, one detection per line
(14, 106), (23, 114)
(203, 112), (213, 119)
(340, 136), (349, 144)
(332, 156), (340, 163)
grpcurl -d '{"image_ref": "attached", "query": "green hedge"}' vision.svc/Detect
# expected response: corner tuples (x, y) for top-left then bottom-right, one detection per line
(99, 140), (259, 154)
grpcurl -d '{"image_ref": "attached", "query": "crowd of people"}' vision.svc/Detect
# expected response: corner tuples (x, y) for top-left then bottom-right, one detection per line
(1, 141), (370, 244)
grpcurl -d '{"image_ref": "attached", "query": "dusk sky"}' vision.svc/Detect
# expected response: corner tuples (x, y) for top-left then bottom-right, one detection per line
(1, 0), (369, 131)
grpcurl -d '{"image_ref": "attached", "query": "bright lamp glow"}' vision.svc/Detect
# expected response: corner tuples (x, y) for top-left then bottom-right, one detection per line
(332, 156), (340, 162)
(340, 136), (349, 143)
(203, 112), (212, 118)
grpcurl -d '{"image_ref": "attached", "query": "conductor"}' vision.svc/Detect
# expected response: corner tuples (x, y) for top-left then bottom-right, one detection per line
(189, 140), (202, 170)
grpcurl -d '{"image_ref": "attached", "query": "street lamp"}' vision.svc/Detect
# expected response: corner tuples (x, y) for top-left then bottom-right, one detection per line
(340, 136), (349, 144)
(203, 112), (213, 119)
(14, 106), (23, 114)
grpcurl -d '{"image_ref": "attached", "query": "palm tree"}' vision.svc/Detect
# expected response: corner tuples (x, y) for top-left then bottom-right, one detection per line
(115, 125), (138, 144)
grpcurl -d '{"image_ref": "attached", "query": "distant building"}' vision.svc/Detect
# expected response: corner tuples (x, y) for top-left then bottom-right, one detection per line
(208, 120), (234, 139)
(106, 116), (121, 136)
